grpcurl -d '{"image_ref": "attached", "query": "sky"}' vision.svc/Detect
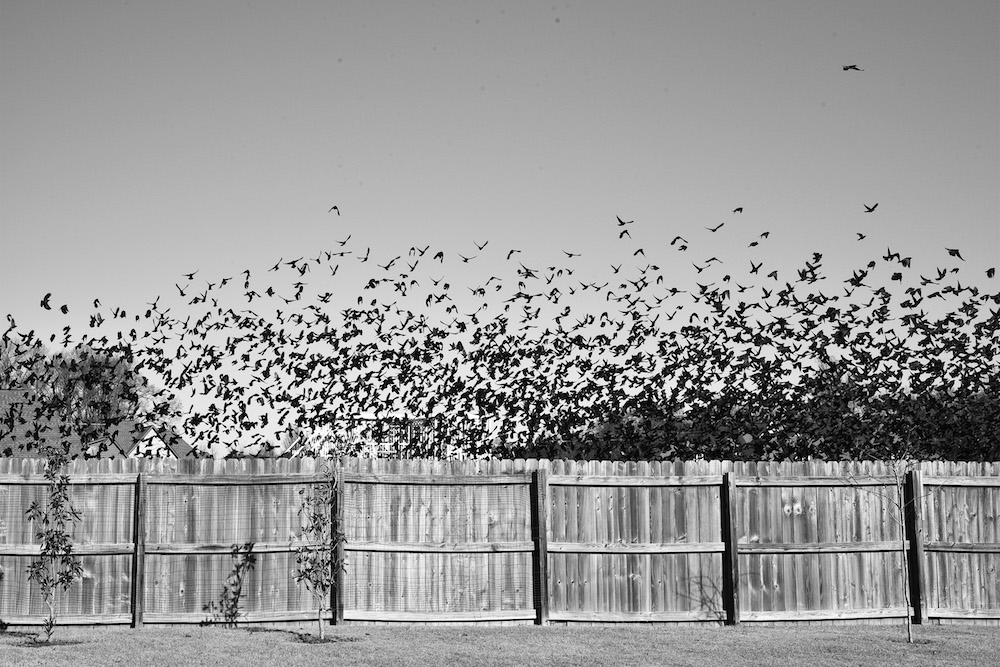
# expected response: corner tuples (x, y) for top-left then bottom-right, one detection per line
(2, 0), (998, 342)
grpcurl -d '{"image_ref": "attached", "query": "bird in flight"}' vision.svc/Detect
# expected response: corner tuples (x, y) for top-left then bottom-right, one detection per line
(506, 249), (521, 260)
(732, 207), (743, 213)
(706, 222), (725, 232)
(60, 305), (69, 315)
(946, 248), (964, 261)
(475, 240), (489, 251)
(40, 293), (52, 310)
(563, 251), (581, 258)
(864, 203), (878, 213)
(843, 65), (864, 71)
(619, 229), (631, 239)
(856, 233), (867, 240)
(458, 254), (476, 263)
(183, 270), (198, 280)
(328, 205), (340, 215)
(617, 216), (633, 226)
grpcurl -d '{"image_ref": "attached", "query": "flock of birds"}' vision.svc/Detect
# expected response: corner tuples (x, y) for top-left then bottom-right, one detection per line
(4, 64), (999, 461)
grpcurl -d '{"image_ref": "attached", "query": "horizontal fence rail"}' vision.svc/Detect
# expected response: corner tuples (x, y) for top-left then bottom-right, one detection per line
(0, 458), (997, 628)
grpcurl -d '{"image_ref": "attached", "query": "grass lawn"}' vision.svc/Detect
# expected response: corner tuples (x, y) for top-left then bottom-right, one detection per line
(0, 623), (997, 667)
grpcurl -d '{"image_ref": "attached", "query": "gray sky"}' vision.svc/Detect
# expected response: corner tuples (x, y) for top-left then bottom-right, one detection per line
(2, 0), (998, 337)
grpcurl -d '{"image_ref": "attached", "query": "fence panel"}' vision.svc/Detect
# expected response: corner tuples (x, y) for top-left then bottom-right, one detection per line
(545, 459), (727, 623)
(732, 461), (910, 623)
(921, 461), (1000, 622)
(141, 458), (327, 624)
(338, 458), (536, 623)
(0, 458), (137, 624)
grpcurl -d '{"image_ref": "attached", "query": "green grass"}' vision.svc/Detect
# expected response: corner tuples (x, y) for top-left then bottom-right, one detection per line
(1, 623), (998, 667)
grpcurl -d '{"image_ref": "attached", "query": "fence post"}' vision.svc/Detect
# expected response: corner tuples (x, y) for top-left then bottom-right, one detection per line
(333, 460), (346, 625)
(532, 468), (550, 625)
(720, 472), (740, 625)
(905, 469), (927, 624)
(131, 471), (147, 629)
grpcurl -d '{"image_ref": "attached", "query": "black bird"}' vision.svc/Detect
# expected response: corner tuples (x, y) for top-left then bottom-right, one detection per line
(183, 270), (198, 280)
(506, 249), (521, 260)
(617, 216), (633, 226)
(856, 233), (867, 240)
(864, 203), (878, 213)
(328, 205), (340, 215)
(946, 248), (964, 261)
(670, 236), (687, 246)
(458, 254), (476, 263)
(60, 304), (69, 315)
(732, 207), (743, 213)
(475, 240), (489, 251)
(337, 235), (351, 246)
(706, 222), (725, 232)
(40, 293), (52, 310)
(563, 251), (581, 258)
(619, 229), (631, 239)
(843, 65), (864, 71)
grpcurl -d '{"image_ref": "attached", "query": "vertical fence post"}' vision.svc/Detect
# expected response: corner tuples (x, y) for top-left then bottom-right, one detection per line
(532, 468), (550, 625)
(131, 471), (147, 629)
(720, 472), (741, 625)
(333, 460), (346, 625)
(905, 469), (927, 624)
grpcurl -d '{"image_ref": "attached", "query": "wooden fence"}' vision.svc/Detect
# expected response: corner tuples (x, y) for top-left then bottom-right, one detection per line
(0, 458), (997, 627)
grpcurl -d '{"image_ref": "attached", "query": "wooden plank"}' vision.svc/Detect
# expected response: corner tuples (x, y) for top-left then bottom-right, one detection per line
(344, 609), (536, 622)
(741, 607), (910, 621)
(929, 608), (1000, 619)
(334, 460), (346, 625)
(144, 473), (330, 485)
(548, 474), (723, 487)
(736, 476), (898, 487)
(548, 610), (726, 622)
(923, 476), (1000, 488)
(721, 472), (740, 625)
(132, 472), (147, 629)
(923, 542), (1000, 553)
(341, 472), (532, 485)
(906, 469), (927, 624)
(547, 542), (726, 554)
(532, 468), (550, 625)
(342, 540), (536, 553)
(143, 610), (330, 624)
(143, 540), (323, 555)
(739, 541), (908, 554)
(5, 614), (133, 625)
(0, 543), (136, 556)
(0, 473), (138, 484)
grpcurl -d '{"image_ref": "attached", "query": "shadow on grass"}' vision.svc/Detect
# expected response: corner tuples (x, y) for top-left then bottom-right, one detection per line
(2, 629), (87, 647)
(243, 625), (361, 645)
